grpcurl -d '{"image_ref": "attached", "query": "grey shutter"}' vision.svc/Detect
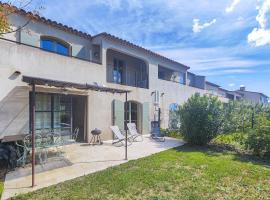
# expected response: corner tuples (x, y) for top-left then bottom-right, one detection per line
(142, 102), (150, 134)
(20, 29), (40, 47)
(113, 100), (124, 132)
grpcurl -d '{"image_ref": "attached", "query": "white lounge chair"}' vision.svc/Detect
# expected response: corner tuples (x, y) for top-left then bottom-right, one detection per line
(110, 126), (133, 146)
(127, 123), (143, 142)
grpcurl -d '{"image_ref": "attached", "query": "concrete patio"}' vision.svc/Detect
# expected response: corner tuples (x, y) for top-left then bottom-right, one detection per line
(2, 136), (184, 199)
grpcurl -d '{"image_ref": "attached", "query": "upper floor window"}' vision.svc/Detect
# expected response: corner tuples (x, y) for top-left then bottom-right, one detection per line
(113, 58), (124, 84)
(41, 37), (70, 56)
(179, 72), (186, 85)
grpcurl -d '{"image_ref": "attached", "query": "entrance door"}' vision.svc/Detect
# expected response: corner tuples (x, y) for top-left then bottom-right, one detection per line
(72, 96), (87, 142)
(125, 101), (141, 133)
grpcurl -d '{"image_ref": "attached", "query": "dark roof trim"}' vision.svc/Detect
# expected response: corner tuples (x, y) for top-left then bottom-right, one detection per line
(205, 81), (220, 88)
(22, 76), (130, 94)
(187, 71), (205, 78)
(218, 87), (228, 92)
(236, 90), (269, 98)
(1, 2), (92, 39)
(93, 32), (190, 69)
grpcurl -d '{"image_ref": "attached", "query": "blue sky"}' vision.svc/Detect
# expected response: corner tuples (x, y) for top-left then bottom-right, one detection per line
(14, 0), (270, 96)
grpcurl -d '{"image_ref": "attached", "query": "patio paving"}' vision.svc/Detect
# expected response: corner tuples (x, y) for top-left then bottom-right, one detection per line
(2, 136), (184, 199)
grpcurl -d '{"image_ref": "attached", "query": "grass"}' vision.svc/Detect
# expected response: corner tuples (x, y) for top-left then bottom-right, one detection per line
(212, 132), (247, 149)
(0, 162), (6, 200)
(0, 181), (3, 199)
(13, 145), (270, 200)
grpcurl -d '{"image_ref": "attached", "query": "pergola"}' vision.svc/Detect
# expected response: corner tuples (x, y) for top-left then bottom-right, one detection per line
(22, 75), (131, 187)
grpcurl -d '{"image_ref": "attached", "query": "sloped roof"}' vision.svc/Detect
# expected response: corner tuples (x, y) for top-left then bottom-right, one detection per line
(0, 2), (92, 39)
(93, 32), (190, 69)
(2, 2), (190, 70)
(236, 89), (269, 98)
(205, 81), (220, 88)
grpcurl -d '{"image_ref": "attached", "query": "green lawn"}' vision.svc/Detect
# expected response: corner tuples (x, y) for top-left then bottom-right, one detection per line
(14, 145), (270, 200)
(0, 163), (6, 200)
(0, 181), (3, 199)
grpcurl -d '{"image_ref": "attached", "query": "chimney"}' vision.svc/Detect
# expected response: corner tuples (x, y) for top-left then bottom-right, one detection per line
(240, 86), (245, 91)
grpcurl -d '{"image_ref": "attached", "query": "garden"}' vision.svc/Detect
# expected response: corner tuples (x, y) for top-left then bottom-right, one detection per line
(167, 94), (270, 157)
(10, 94), (270, 200)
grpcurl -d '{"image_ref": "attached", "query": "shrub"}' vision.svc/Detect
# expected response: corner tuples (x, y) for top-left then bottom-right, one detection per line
(244, 112), (270, 156)
(161, 129), (182, 139)
(245, 127), (270, 156)
(222, 101), (253, 133)
(178, 94), (223, 145)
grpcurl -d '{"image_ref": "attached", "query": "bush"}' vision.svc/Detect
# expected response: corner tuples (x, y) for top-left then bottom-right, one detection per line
(212, 132), (247, 151)
(245, 127), (270, 156)
(222, 101), (253, 133)
(161, 129), (183, 139)
(179, 94), (223, 145)
(244, 112), (270, 156)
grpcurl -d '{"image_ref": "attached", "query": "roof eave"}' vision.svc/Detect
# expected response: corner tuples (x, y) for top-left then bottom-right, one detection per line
(93, 32), (190, 70)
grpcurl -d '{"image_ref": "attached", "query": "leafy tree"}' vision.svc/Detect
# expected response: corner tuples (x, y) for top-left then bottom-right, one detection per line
(0, 4), (11, 34)
(178, 94), (223, 145)
(0, 1), (44, 35)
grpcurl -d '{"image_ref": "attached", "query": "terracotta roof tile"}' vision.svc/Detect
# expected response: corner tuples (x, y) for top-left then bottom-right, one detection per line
(0, 2), (92, 39)
(93, 32), (190, 69)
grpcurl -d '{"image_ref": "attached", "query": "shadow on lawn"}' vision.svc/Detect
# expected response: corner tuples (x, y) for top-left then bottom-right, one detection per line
(174, 144), (270, 168)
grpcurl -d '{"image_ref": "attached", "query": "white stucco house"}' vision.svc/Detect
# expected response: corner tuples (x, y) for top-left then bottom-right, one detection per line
(0, 3), (233, 143)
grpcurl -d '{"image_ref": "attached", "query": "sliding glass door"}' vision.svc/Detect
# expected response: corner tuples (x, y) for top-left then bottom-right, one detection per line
(34, 93), (72, 139)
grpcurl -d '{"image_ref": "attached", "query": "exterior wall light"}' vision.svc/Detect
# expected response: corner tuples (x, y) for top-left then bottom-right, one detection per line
(14, 71), (21, 76)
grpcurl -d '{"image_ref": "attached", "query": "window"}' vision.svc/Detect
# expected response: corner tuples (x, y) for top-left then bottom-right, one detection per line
(33, 93), (72, 136)
(124, 101), (139, 129)
(113, 58), (124, 84)
(179, 72), (186, 85)
(41, 37), (70, 56)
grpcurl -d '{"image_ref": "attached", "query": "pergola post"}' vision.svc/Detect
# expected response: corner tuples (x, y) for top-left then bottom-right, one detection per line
(31, 82), (36, 187)
(125, 91), (128, 160)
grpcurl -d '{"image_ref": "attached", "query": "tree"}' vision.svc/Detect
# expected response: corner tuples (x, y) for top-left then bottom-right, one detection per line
(0, 1), (44, 35)
(0, 3), (11, 34)
(178, 94), (223, 145)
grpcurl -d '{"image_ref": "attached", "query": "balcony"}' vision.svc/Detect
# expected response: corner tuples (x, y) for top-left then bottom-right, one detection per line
(158, 65), (186, 85)
(106, 49), (149, 89)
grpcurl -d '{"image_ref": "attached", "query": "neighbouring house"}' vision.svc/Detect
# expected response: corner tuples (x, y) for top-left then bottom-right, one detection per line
(225, 90), (243, 101)
(236, 86), (269, 105)
(0, 3), (247, 144)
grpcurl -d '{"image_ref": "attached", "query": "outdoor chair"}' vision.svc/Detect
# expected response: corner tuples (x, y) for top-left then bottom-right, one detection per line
(110, 126), (133, 146)
(151, 127), (165, 142)
(16, 133), (45, 167)
(44, 132), (63, 157)
(64, 127), (79, 144)
(127, 123), (143, 142)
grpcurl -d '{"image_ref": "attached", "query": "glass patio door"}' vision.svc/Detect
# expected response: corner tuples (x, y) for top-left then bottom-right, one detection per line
(34, 93), (72, 140)
(125, 101), (138, 127)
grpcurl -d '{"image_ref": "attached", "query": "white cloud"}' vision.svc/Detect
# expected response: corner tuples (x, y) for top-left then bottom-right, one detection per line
(248, 28), (270, 46)
(247, 0), (270, 46)
(154, 46), (270, 72)
(229, 83), (235, 87)
(192, 18), (217, 33)
(226, 0), (241, 13)
(201, 69), (254, 76)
